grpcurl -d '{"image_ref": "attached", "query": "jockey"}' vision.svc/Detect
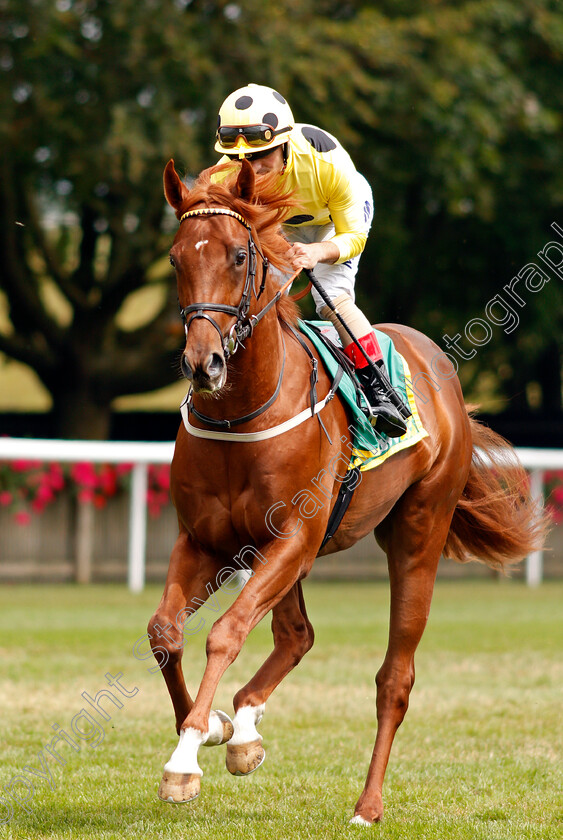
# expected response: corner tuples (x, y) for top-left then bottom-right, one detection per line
(214, 83), (407, 438)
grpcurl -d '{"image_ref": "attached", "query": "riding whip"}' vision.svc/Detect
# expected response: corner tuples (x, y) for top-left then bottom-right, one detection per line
(302, 268), (411, 419)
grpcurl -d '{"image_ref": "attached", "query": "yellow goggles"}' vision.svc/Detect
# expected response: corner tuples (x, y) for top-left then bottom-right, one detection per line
(216, 123), (291, 149)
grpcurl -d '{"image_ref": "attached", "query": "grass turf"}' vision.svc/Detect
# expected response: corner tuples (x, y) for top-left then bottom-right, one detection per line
(0, 581), (561, 839)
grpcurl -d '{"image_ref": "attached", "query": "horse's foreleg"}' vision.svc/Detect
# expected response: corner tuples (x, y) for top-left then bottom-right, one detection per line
(226, 580), (314, 775)
(163, 534), (317, 793)
(352, 485), (458, 826)
(148, 530), (216, 731)
(148, 530), (233, 803)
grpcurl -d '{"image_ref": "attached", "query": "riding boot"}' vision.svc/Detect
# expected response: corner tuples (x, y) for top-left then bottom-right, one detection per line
(343, 332), (408, 438)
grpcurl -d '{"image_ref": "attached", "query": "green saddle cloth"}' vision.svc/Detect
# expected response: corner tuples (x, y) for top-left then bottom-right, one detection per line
(297, 320), (427, 471)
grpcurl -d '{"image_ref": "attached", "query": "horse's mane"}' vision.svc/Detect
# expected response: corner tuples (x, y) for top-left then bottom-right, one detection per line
(176, 163), (301, 325)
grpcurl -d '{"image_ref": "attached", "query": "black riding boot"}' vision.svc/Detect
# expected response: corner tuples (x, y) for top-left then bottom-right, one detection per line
(355, 363), (408, 438)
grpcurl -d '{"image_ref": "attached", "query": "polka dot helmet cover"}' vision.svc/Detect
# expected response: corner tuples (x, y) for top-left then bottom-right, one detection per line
(215, 83), (295, 156)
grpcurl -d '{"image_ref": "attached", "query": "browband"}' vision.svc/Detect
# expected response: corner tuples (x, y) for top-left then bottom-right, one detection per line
(179, 207), (251, 229)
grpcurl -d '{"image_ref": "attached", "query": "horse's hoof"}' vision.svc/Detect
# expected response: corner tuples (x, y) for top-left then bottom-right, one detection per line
(202, 709), (234, 747)
(225, 739), (265, 776)
(158, 770), (200, 803)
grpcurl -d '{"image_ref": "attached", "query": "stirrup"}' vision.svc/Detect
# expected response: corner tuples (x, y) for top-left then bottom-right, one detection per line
(362, 400), (407, 438)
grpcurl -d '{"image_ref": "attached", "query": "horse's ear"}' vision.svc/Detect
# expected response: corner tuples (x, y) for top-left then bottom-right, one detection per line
(235, 159), (255, 202)
(164, 159), (190, 214)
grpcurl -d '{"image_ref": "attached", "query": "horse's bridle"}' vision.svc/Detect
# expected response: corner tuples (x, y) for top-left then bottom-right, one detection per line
(176, 205), (299, 430)
(176, 206), (337, 437)
(177, 207), (271, 359)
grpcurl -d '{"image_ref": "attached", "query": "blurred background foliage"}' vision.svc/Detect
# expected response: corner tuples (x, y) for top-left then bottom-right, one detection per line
(0, 0), (562, 438)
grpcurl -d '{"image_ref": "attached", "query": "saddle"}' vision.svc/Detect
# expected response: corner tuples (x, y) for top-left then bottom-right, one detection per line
(296, 320), (429, 550)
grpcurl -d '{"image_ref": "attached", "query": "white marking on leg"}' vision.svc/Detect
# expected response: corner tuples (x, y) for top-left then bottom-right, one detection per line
(163, 727), (206, 776)
(350, 815), (372, 826)
(195, 239), (208, 251)
(228, 704), (265, 746)
(203, 709), (232, 746)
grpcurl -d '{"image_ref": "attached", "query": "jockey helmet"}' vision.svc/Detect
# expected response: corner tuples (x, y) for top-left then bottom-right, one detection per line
(215, 84), (294, 159)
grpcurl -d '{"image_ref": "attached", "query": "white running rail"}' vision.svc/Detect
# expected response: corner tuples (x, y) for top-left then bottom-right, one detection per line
(0, 438), (561, 591)
(0, 438), (173, 593)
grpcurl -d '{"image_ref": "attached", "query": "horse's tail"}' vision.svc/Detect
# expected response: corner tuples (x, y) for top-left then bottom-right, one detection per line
(443, 414), (548, 570)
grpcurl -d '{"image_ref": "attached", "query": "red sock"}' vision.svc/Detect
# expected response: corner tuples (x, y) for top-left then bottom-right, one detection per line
(343, 331), (383, 369)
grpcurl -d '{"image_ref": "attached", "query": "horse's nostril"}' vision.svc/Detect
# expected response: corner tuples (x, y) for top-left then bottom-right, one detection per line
(181, 354), (193, 380)
(207, 353), (225, 378)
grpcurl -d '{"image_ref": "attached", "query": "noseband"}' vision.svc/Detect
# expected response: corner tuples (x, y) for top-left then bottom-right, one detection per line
(177, 207), (270, 359)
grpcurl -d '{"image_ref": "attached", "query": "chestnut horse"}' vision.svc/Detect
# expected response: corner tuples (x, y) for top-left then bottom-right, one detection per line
(148, 158), (543, 825)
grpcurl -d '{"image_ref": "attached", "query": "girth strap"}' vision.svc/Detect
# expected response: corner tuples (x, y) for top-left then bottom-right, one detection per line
(319, 467), (361, 550)
(284, 321), (361, 548)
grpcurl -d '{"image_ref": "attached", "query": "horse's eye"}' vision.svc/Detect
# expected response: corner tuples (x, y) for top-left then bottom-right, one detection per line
(235, 250), (246, 267)
(169, 254), (176, 269)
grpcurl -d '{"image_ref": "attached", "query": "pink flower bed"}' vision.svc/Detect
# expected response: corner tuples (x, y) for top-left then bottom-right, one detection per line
(545, 470), (563, 524)
(0, 460), (172, 523)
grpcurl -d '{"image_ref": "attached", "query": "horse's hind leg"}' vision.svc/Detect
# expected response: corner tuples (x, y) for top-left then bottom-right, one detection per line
(352, 477), (460, 825)
(226, 581), (314, 775)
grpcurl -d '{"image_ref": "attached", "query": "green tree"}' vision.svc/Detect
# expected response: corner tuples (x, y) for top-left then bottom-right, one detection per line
(1, 0), (213, 437)
(1, 0), (562, 437)
(344, 2), (563, 415)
